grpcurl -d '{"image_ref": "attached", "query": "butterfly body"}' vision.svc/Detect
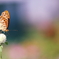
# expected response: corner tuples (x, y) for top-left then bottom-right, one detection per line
(0, 10), (10, 32)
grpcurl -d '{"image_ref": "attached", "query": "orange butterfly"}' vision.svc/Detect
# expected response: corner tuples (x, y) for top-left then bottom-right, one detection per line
(0, 10), (10, 32)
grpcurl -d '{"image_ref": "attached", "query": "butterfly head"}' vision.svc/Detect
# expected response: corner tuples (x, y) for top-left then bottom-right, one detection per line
(1, 10), (10, 20)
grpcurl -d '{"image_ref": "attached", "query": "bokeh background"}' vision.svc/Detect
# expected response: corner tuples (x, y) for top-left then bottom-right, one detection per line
(0, 0), (59, 59)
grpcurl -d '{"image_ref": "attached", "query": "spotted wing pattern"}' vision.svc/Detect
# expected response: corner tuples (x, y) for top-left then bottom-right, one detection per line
(0, 10), (10, 32)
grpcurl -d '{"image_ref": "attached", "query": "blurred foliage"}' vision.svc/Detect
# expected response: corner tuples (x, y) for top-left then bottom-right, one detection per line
(0, 2), (59, 59)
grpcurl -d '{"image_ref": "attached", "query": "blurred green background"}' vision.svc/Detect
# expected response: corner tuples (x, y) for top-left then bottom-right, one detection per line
(0, 0), (59, 59)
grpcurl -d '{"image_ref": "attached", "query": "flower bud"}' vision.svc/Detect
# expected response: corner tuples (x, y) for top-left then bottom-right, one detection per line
(0, 33), (6, 44)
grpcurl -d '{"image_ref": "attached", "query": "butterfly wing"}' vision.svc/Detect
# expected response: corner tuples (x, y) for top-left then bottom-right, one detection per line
(0, 10), (10, 31)
(1, 10), (10, 30)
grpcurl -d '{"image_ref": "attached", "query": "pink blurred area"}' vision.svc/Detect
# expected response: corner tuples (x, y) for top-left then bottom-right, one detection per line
(6, 44), (40, 59)
(26, 45), (40, 59)
(8, 44), (27, 59)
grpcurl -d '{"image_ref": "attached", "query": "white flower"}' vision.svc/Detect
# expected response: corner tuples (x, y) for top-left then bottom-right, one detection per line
(0, 33), (6, 44)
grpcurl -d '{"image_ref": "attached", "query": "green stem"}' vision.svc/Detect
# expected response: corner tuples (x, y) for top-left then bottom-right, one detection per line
(0, 45), (3, 59)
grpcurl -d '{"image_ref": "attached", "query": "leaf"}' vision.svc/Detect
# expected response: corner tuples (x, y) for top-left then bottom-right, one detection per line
(5, 42), (8, 45)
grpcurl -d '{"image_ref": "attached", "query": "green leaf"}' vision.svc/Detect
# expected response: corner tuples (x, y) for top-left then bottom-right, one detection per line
(5, 42), (8, 45)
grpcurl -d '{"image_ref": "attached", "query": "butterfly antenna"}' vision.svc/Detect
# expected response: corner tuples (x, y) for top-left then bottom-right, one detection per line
(9, 30), (18, 31)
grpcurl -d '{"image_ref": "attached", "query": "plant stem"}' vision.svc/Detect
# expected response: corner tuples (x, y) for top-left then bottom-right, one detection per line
(0, 45), (3, 59)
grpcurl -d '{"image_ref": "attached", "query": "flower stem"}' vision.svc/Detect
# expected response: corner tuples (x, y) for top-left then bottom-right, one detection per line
(0, 45), (3, 59)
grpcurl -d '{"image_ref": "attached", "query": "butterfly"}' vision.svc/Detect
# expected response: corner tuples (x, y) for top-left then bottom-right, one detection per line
(0, 10), (10, 32)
